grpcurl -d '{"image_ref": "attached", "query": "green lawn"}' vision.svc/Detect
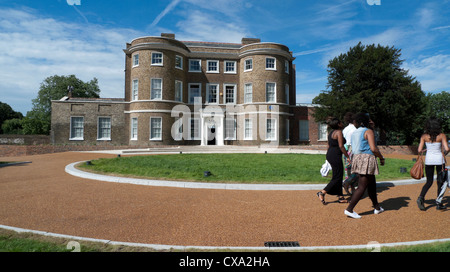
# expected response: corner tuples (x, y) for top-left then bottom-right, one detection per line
(78, 153), (416, 184)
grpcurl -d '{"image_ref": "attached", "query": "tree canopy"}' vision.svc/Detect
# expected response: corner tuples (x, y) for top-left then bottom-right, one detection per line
(24, 75), (101, 135)
(312, 42), (426, 144)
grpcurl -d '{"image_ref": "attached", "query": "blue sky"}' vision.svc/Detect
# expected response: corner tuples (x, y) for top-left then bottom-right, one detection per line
(1, 0), (449, 115)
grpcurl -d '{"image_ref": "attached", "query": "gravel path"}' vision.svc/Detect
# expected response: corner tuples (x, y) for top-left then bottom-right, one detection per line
(0, 152), (448, 248)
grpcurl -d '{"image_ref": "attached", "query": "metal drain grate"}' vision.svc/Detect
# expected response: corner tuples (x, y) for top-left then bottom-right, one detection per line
(264, 241), (300, 247)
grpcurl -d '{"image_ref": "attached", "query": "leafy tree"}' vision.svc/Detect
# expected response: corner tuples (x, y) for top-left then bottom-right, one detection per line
(313, 42), (426, 144)
(24, 75), (100, 135)
(423, 91), (450, 134)
(0, 102), (23, 134)
(1, 118), (23, 134)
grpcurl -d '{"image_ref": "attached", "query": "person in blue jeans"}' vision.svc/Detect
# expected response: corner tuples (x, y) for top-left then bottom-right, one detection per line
(344, 113), (385, 219)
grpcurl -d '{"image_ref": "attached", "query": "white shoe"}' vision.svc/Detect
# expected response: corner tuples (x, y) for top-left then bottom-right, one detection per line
(374, 207), (384, 214)
(345, 210), (361, 219)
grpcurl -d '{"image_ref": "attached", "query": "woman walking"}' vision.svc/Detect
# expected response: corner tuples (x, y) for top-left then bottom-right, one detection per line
(344, 113), (385, 219)
(417, 118), (449, 211)
(317, 117), (350, 205)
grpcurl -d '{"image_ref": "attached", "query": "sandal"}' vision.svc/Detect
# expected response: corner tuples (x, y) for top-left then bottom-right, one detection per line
(317, 191), (326, 205)
(338, 197), (349, 203)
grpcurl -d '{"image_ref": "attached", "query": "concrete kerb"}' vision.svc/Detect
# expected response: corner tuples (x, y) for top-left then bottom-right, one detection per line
(65, 161), (426, 191)
(1, 224), (449, 252)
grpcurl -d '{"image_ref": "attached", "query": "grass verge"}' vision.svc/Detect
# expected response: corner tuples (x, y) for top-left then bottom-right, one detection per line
(78, 153), (416, 184)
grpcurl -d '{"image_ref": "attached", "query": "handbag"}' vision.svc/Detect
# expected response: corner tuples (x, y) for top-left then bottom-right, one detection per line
(410, 152), (424, 180)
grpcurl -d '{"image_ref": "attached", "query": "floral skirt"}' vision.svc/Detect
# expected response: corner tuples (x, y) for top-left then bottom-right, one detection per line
(351, 153), (379, 175)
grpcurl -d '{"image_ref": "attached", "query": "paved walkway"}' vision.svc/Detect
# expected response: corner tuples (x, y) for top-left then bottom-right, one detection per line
(0, 149), (449, 250)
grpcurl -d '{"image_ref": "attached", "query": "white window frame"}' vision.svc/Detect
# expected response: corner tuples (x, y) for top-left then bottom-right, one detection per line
(175, 55), (183, 70)
(244, 83), (253, 104)
(244, 118), (253, 140)
(266, 57), (276, 71)
(224, 60), (237, 74)
(175, 80), (183, 102)
(299, 120), (309, 141)
(189, 59), (202, 72)
(318, 122), (328, 141)
(132, 79), (139, 101)
(266, 82), (276, 103)
(244, 58), (253, 72)
(97, 117), (111, 141)
(206, 60), (219, 73)
(151, 78), (163, 100)
(206, 83), (219, 104)
(150, 117), (162, 141)
(225, 118), (236, 140)
(151, 52), (163, 66)
(133, 54), (139, 67)
(224, 84), (237, 104)
(188, 83), (202, 104)
(266, 118), (277, 141)
(131, 118), (138, 140)
(70, 116), (84, 140)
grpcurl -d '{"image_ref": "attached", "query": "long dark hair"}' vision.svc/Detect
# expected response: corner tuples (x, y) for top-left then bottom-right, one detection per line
(425, 118), (442, 142)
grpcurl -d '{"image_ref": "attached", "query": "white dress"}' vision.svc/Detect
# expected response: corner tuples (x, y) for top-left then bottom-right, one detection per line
(425, 142), (444, 165)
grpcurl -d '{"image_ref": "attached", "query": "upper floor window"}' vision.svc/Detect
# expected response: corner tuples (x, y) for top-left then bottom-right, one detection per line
(175, 80), (183, 102)
(175, 55), (183, 70)
(133, 54), (139, 67)
(266, 57), (276, 70)
(207, 60), (219, 73)
(285, 60), (289, 74)
(244, 83), (252, 104)
(151, 78), (162, 100)
(188, 83), (201, 104)
(189, 59), (201, 72)
(151, 52), (163, 66)
(224, 84), (236, 104)
(244, 58), (253, 72)
(132, 79), (139, 101)
(224, 61), (236, 74)
(206, 84), (219, 104)
(266, 82), (276, 103)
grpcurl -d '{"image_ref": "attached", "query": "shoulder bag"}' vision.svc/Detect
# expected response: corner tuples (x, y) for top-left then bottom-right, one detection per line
(410, 152), (424, 180)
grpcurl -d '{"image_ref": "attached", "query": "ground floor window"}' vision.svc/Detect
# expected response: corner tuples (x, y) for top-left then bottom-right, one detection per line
(150, 117), (162, 140)
(299, 120), (309, 141)
(318, 122), (328, 141)
(98, 117), (111, 140)
(244, 118), (252, 140)
(70, 116), (84, 140)
(131, 118), (138, 140)
(266, 118), (276, 140)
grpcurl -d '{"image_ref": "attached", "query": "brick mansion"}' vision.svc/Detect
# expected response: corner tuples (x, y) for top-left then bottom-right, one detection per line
(51, 33), (324, 146)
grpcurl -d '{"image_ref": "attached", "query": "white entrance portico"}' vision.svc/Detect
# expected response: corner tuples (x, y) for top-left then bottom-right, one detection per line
(200, 108), (224, 146)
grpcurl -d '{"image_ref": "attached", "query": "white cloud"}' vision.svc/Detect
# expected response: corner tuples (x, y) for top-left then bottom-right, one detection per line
(0, 8), (142, 114)
(175, 10), (249, 43)
(404, 54), (450, 92)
